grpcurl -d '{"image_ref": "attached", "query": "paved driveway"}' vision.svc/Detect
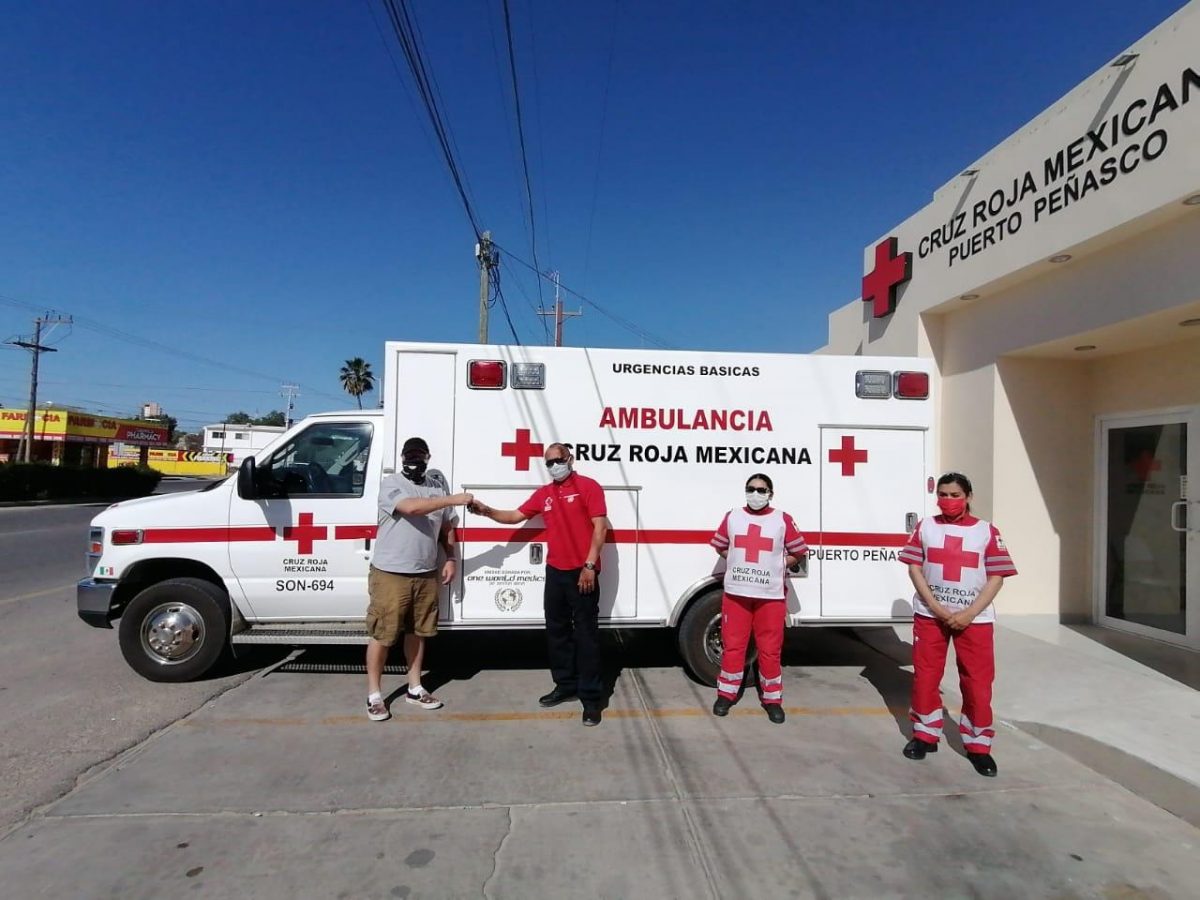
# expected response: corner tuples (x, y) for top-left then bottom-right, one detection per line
(2, 629), (1197, 898)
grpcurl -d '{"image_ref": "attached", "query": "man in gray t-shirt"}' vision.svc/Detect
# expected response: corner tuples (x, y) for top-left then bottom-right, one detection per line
(365, 437), (471, 721)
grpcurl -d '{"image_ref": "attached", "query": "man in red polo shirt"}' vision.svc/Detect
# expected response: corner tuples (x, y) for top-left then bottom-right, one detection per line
(470, 443), (610, 726)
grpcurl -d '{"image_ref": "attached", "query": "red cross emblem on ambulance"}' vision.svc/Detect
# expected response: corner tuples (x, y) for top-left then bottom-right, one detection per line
(828, 435), (868, 476)
(502, 428), (544, 471)
(283, 512), (327, 555)
(926, 535), (979, 582)
(734, 523), (774, 563)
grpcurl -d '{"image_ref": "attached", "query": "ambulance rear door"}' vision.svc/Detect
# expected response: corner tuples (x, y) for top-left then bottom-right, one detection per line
(818, 426), (925, 618)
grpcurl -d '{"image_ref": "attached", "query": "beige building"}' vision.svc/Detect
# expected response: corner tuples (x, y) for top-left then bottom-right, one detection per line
(821, 2), (1200, 650)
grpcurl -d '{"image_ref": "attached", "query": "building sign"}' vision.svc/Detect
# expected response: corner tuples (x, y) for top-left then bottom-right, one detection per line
(0, 409), (169, 445)
(862, 63), (1200, 316)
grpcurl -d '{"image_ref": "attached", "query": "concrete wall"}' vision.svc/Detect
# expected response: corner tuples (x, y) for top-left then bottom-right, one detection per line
(1092, 336), (1200, 414)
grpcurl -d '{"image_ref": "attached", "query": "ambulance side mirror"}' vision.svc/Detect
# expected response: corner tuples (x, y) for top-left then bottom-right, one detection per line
(237, 458), (258, 500)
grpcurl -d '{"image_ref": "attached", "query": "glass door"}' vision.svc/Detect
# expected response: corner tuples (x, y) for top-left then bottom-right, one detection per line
(1097, 409), (1198, 647)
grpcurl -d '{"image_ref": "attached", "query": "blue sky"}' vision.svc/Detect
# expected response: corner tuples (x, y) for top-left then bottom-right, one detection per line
(0, 0), (1187, 431)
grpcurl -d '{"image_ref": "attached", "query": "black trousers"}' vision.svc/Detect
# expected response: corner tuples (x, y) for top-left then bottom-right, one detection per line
(544, 565), (603, 704)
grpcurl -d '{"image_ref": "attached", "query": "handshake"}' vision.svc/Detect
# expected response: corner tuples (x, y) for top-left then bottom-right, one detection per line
(467, 500), (494, 517)
(453, 494), (493, 518)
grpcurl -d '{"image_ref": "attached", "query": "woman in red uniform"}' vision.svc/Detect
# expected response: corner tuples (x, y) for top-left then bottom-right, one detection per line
(709, 473), (808, 724)
(899, 472), (1017, 777)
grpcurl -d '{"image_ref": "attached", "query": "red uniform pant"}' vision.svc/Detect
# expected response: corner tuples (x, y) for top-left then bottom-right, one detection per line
(716, 594), (785, 705)
(910, 614), (995, 753)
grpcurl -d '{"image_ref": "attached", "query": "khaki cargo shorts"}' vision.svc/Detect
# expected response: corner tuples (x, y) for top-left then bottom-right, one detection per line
(366, 566), (440, 645)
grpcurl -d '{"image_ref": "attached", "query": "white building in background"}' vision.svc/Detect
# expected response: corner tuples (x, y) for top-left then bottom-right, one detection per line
(202, 423), (286, 468)
(820, 3), (1200, 650)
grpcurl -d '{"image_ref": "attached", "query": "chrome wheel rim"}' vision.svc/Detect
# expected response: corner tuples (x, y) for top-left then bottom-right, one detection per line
(140, 602), (205, 665)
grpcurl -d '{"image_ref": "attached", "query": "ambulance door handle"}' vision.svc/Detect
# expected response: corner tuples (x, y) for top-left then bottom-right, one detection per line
(1170, 501), (1188, 533)
(905, 512), (918, 532)
(530, 544), (544, 566)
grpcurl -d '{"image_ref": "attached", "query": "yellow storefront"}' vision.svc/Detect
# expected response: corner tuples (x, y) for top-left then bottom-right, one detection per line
(0, 408), (168, 467)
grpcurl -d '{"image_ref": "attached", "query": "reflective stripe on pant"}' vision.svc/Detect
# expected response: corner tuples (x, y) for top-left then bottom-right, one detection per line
(910, 614), (995, 748)
(717, 593), (786, 704)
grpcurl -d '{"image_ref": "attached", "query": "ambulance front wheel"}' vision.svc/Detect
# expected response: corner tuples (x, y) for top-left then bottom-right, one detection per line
(118, 578), (230, 682)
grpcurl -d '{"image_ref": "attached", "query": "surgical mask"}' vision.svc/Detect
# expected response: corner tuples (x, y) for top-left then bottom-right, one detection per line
(548, 462), (571, 482)
(937, 497), (967, 519)
(402, 458), (428, 482)
(745, 491), (770, 511)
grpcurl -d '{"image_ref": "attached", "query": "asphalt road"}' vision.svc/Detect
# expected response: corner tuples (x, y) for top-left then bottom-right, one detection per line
(0, 480), (270, 831)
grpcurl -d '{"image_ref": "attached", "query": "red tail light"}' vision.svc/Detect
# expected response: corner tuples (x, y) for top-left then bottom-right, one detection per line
(894, 371), (930, 399)
(468, 360), (506, 390)
(111, 529), (144, 545)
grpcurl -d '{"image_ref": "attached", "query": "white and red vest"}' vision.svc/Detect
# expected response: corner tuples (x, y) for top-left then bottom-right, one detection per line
(713, 507), (807, 601)
(899, 516), (1016, 624)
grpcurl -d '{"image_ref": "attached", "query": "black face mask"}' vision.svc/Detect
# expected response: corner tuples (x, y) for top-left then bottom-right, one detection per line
(401, 458), (428, 483)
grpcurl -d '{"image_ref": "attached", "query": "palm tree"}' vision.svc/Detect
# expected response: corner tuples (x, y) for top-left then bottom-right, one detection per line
(339, 358), (375, 409)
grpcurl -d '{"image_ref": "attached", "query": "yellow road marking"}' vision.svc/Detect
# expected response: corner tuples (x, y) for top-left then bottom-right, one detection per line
(182, 705), (906, 728)
(0, 583), (76, 608)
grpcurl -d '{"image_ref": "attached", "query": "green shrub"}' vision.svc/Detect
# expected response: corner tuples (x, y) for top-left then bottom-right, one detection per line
(0, 463), (162, 502)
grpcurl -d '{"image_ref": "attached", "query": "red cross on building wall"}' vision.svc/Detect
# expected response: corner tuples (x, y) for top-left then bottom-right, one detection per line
(1129, 450), (1162, 483)
(283, 512), (328, 556)
(926, 535), (980, 583)
(501, 428), (545, 471)
(734, 523), (775, 563)
(828, 435), (868, 476)
(862, 237), (912, 319)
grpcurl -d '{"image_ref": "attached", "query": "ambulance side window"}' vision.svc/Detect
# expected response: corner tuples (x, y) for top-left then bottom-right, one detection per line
(262, 422), (373, 498)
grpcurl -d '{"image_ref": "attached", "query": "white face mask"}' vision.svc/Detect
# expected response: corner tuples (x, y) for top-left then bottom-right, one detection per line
(746, 491), (770, 510)
(548, 462), (571, 482)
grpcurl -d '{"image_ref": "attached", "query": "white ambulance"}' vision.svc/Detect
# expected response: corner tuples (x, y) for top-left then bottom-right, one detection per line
(78, 341), (935, 685)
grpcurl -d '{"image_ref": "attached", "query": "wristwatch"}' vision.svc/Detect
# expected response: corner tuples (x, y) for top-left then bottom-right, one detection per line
(583, 561), (596, 571)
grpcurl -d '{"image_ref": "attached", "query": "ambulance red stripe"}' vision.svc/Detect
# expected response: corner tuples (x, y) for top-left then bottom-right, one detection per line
(458, 527), (907, 547)
(136, 525), (908, 547)
(141, 526), (278, 543)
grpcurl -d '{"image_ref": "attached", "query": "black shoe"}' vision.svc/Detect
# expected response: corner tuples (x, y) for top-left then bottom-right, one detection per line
(539, 686), (578, 707)
(712, 697), (733, 717)
(903, 739), (938, 760)
(968, 752), (997, 777)
(582, 707), (602, 727)
(764, 704), (785, 725)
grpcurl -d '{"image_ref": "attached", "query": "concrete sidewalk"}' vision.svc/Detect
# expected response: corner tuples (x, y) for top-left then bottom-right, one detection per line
(856, 615), (1200, 827)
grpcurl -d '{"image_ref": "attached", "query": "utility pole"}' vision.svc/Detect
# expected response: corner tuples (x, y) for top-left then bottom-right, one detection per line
(538, 271), (582, 347)
(5, 312), (72, 463)
(475, 231), (497, 344)
(280, 383), (300, 428)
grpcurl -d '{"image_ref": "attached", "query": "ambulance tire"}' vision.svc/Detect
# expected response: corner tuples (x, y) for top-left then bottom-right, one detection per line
(677, 588), (724, 687)
(677, 587), (759, 688)
(119, 578), (230, 683)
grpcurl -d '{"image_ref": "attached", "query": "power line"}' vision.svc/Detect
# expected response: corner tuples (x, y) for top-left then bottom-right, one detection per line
(500, 0), (546, 314)
(0, 293), (343, 404)
(583, 0), (620, 284)
(493, 243), (675, 349)
(377, 0), (484, 240)
(500, 256), (550, 342)
(489, 267), (522, 345)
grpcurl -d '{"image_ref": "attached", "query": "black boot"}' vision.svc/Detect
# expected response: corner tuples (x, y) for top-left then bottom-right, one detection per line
(764, 704), (785, 725)
(539, 686), (578, 707)
(903, 738), (938, 760)
(712, 697), (733, 717)
(968, 752), (997, 777)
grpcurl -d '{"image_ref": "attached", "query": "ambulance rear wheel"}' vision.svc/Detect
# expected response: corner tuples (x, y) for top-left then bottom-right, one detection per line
(119, 578), (230, 682)
(678, 589), (724, 686)
(677, 587), (759, 688)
